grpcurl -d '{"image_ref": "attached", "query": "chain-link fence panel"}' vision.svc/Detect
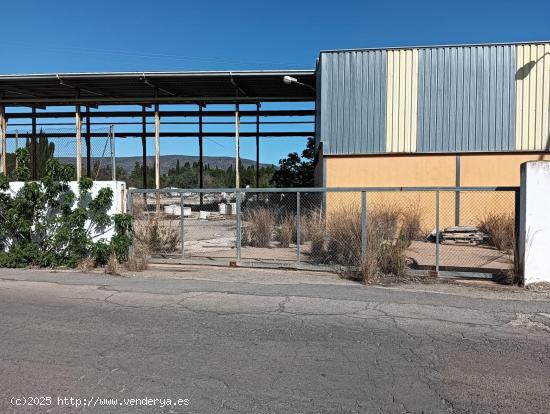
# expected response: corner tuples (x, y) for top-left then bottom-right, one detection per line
(130, 191), (183, 259)
(239, 191), (299, 265)
(181, 191), (236, 262)
(127, 188), (519, 279)
(437, 190), (517, 276)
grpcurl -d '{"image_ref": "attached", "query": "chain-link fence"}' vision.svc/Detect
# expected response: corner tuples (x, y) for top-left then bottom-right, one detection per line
(128, 187), (519, 278)
(5, 127), (113, 180)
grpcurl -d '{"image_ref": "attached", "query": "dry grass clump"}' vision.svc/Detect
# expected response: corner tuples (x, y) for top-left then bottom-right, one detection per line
(78, 257), (96, 272)
(398, 205), (423, 246)
(360, 207), (404, 281)
(104, 253), (121, 275)
(133, 215), (180, 255)
(303, 208), (326, 259)
(242, 208), (275, 248)
(275, 214), (296, 248)
(124, 247), (149, 272)
(478, 213), (515, 251)
(299, 203), (418, 282)
(325, 205), (363, 266)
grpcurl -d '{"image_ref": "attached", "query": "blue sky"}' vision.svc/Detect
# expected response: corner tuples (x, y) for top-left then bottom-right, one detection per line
(2, 0), (549, 164)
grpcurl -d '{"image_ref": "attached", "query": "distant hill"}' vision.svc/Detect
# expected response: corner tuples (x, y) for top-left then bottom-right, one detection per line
(58, 155), (275, 174)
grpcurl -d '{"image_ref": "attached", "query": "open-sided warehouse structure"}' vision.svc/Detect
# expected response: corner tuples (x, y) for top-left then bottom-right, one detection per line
(0, 70), (316, 189)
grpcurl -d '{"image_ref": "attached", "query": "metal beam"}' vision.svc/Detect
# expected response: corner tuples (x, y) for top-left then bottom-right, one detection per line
(85, 107), (91, 178)
(256, 103), (260, 188)
(154, 96), (160, 212)
(4, 109), (315, 119)
(75, 90), (82, 181)
(0, 105), (6, 174)
(5, 131), (315, 138)
(57, 75), (107, 97)
(0, 96), (314, 105)
(141, 105), (147, 189)
(31, 106), (37, 180)
(235, 104), (240, 189)
(199, 105), (204, 205)
(455, 154), (461, 226)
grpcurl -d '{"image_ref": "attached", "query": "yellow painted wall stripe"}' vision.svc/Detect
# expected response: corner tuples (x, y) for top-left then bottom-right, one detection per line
(385, 49), (419, 152)
(515, 43), (550, 151)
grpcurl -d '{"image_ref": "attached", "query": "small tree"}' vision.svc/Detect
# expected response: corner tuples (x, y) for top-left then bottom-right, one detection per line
(270, 137), (315, 188)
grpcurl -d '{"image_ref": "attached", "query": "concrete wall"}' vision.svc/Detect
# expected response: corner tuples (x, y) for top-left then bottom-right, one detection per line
(6, 181), (126, 241)
(323, 152), (549, 230)
(519, 161), (550, 285)
(325, 152), (550, 187)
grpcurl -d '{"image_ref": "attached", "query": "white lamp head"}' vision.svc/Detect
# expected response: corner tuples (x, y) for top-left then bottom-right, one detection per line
(283, 75), (298, 85)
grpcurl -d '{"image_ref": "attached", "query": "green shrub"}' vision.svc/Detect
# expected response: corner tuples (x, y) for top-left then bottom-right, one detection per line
(0, 148), (133, 268)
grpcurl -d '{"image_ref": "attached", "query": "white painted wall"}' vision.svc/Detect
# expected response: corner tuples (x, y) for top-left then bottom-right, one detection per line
(5, 181), (126, 241)
(519, 162), (550, 285)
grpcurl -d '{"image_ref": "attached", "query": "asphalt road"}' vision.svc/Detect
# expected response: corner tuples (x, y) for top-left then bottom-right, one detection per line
(0, 267), (549, 413)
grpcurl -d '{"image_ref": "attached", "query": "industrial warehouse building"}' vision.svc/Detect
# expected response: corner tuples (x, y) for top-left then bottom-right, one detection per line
(314, 41), (550, 189)
(0, 40), (548, 198)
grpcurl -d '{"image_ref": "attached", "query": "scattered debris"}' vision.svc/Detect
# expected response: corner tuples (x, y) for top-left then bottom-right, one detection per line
(428, 225), (489, 245)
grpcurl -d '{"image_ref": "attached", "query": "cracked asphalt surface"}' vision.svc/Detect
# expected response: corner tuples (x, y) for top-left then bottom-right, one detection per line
(1, 267), (549, 413)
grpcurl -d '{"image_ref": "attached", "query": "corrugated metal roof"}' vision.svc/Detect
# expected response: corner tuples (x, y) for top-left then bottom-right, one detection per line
(0, 70), (316, 105)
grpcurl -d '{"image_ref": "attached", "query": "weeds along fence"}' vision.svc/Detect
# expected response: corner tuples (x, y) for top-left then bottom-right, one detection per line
(127, 187), (519, 280)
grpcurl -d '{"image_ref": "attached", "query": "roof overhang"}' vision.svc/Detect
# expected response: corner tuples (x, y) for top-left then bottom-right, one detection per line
(0, 70), (316, 105)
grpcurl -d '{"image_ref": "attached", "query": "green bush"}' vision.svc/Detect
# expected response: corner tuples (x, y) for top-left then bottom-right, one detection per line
(0, 148), (133, 268)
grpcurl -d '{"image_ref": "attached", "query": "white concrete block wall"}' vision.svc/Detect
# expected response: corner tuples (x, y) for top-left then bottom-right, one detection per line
(519, 162), (550, 285)
(5, 181), (126, 242)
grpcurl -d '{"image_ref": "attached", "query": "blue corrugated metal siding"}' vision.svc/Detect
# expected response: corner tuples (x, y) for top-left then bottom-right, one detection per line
(417, 45), (516, 152)
(320, 50), (387, 154)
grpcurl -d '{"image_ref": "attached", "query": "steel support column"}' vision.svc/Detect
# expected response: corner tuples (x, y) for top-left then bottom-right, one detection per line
(141, 105), (147, 188)
(256, 103), (260, 188)
(154, 97), (161, 212)
(0, 105), (6, 175)
(455, 154), (461, 226)
(235, 103), (240, 189)
(31, 106), (37, 180)
(75, 96), (82, 181)
(199, 105), (204, 205)
(85, 106), (91, 178)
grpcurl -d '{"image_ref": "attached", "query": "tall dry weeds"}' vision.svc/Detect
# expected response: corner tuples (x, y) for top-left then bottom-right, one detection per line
(133, 215), (180, 255)
(275, 214), (296, 248)
(242, 208), (275, 248)
(478, 213), (515, 251)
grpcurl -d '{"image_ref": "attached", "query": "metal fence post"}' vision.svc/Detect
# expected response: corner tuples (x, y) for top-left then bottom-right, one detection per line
(127, 190), (135, 258)
(110, 125), (116, 181)
(236, 191), (241, 260)
(296, 191), (301, 264)
(184, 192), (189, 259)
(361, 191), (367, 256)
(435, 190), (440, 275)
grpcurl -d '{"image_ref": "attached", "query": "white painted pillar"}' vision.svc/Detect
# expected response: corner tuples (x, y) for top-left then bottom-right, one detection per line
(518, 161), (550, 285)
(0, 105), (6, 175)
